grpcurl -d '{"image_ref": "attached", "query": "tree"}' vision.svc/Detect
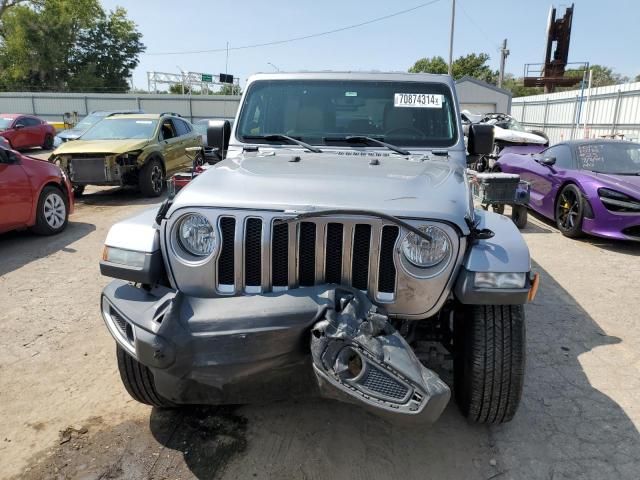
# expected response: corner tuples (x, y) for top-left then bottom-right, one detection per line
(0, 0), (144, 92)
(501, 73), (543, 98)
(409, 53), (498, 84)
(635, 74), (640, 83)
(565, 65), (628, 88)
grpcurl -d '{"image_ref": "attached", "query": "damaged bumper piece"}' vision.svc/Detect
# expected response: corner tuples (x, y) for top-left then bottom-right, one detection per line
(102, 281), (450, 422)
(311, 288), (450, 423)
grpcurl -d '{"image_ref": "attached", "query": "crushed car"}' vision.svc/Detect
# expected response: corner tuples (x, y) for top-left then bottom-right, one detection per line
(99, 72), (538, 424)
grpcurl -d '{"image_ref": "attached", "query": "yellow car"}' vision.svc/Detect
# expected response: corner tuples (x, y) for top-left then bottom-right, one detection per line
(50, 113), (201, 197)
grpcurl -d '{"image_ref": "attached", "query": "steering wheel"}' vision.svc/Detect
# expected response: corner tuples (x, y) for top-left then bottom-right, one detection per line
(384, 126), (426, 138)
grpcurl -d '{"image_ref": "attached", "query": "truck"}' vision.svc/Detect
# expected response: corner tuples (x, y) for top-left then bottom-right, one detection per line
(99, 72), (537, 424)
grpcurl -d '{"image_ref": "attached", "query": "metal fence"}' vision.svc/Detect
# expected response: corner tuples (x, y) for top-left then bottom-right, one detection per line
(511, 82), (640, 145)
(0, 92), (242, 124)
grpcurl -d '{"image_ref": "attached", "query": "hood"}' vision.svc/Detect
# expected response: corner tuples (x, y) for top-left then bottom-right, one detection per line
(588, 171), (640, 197)
(493, 126), (547, 145)
(169, 150), (472, 233)
(53, 138), (149, 155)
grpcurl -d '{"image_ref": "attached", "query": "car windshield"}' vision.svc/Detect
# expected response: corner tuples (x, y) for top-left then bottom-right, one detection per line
(81, 118), (158, 140)
(577, 142), (640, 174)
(237, 80), (458, 148)
(74, 113), (109, 132)
(0, 117), (14, 129)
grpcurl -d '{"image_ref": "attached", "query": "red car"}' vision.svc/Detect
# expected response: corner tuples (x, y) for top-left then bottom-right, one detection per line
(0, 146), (74, 235)
(0, 114), (56, 150)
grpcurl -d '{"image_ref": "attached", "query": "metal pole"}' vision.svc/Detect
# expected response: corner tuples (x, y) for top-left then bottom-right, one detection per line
(498, 39), (509, 88)
(448, 0), (455, 76)
(147, 72), (151, 93)
(225, 42), (229, 75)
(582, 68), (593, 138)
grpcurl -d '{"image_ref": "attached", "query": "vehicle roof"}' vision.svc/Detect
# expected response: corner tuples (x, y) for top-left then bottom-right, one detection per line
(246, 71), (455, 86)
(105, 113), (166, 120)
(1, 113), (33, 118)
(556, 139), (640, 147)
(89, 110), (143, 116)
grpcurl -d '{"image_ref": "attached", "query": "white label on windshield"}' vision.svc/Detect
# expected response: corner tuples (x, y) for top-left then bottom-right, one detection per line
(135, 120), (152, 124)
(345, 91), (358, 97)
(394, 93), (443, 108)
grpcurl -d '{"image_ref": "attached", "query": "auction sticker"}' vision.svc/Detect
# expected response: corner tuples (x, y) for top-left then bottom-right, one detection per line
(394, 93), (443, 108)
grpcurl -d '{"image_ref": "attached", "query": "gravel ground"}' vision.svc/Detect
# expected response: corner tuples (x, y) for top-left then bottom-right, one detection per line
(0, 181), (639, 480)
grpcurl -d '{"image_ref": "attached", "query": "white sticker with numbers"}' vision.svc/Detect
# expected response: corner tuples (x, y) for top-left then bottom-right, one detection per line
(394, 93), (443, 108)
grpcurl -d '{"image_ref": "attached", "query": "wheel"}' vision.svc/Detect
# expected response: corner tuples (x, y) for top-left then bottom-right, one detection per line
(454, 304), (525, 424)
(31, 185), (69, 235)
(116, 346), (174, 407)
(138, 158), (165, 197)
(42, 134), (54, 150)
(555, 184), (584, 238)
(511, 205), (528, 229)
(72, 185), (85, 197)
(491, 204), (505, 215)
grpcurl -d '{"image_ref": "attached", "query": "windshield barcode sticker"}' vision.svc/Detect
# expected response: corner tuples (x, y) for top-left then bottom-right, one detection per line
(394, 93), (443, 108)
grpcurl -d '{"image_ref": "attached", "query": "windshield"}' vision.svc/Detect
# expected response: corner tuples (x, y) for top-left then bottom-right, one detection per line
(237, 80), (458, 148)
(74, 113), (109, 132)
(0, 117), (14, 129)
(81, 118), (158, 140)
(577, 142), (640, 174)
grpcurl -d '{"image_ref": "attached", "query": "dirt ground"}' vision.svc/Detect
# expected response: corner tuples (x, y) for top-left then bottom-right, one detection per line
(1, 175), (640, 479)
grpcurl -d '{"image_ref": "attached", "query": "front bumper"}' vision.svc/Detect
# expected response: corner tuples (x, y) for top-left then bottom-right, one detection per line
(101, 280), (450, 421)
(582, 213), (640, 242)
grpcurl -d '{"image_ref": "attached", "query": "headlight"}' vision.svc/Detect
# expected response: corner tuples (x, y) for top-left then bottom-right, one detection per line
(474, 272), (526, 289)
(598, 188), (640, 212)
(401, 225), (450, 268)
(177, 213), (217, 257)
(102, 246), (146, 268)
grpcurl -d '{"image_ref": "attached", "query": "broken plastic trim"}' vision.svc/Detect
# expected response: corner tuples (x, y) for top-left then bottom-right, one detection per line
(310, 287), (450, 422)
(276, 209), (433, 242)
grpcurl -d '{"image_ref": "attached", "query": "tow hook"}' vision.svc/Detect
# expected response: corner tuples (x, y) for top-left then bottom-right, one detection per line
(310, 288), (450, 423)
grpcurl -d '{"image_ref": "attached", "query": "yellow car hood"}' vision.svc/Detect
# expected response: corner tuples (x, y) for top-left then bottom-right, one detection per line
(53, 139), (149, 155)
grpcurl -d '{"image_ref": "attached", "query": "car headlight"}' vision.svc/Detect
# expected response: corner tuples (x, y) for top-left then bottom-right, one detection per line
(474, 272), (526, 289)
(102, 246), (146, 268)
(401, 225), (451, 268)
(598, 188), (640, 212)
(177, 213), (217, 257)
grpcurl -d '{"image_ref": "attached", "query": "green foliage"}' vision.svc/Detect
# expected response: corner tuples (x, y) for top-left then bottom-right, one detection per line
(167, 83), (241, 96)
(0, 0), (144, 92)
(565, 65), (629, 88)
(501, 73), (543, 98)
(409, 53), (498, 84)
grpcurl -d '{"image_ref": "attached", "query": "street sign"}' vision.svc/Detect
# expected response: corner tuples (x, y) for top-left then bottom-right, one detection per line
(219, 73), (234, 84)
(201, 73), (213, 82)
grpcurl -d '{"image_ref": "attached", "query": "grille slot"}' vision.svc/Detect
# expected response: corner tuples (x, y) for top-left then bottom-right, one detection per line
(218, 217), (235, 285)
(272, 222), (289, 287)
(298, 222), (316, 287)
(325, 223), (344, 284)
(244, 218), (262, 287)
(351, 224), (372, 290)
(359, 365), (409, 400)
(378, 226), (399, 293)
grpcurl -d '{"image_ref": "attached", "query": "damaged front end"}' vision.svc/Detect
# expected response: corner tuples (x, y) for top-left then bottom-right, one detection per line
(311, 287), (450, 423)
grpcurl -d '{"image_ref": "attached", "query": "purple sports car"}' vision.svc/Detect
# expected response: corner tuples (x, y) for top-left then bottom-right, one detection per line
(496, 139), (640, 241)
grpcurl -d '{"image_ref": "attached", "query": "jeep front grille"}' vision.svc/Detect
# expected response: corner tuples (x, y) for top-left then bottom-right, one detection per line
(215, 215), (400, 300)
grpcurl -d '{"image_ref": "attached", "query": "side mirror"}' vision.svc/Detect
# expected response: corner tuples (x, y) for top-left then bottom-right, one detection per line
(467, 124), (494, 156)
(14, 123), (24, 129)
(206, 120), (231, 158)
(539, 156), (556, 166)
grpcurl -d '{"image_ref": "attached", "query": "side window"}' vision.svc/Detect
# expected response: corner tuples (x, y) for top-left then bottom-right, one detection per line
(160, 119), (177, 140)
(545, 145), (573, 169)
(174, 119), (191, 136)
(14, 117), (26, 128)
(23, 117), (40, 127)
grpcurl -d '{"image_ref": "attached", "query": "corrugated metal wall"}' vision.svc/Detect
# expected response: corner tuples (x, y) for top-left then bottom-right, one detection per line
(511, 82), (640, 144)
(0, 92), (241, 123)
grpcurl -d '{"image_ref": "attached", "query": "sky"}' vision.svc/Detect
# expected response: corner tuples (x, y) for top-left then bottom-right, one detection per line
(99, 0), (640, 91)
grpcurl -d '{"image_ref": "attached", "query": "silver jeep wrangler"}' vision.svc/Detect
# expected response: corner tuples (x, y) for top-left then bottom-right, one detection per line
(100, 72), (535, 424)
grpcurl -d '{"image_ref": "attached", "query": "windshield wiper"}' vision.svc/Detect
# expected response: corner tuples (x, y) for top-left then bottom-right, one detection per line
(243, 134), (322, 153)
(324, 136), (411, 156)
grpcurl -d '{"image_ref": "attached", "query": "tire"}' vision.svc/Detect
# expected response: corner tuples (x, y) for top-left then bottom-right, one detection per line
(491, 204), (505, 215)
(116, 346), (174, 408)
(454, 304), (525, 424)
(31, 185), (69, 235)
(511, 205), (528, 229)
(555, 184), (584, 238)
(138, 158), (165, 197)
(42, 134), (54, 150)
(72, 185), (85, 197)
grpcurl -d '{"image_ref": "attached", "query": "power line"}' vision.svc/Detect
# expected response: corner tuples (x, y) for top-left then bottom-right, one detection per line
(457, 0), (501, 52)
(144, 0), (444, 56)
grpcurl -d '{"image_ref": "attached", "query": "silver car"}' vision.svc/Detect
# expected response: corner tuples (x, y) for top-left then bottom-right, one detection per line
(99, 72), (535, 424)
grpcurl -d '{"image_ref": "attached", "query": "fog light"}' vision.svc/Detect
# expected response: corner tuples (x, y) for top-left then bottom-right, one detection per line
(474, 272), (526, 289)
(102, 246), (146, 269)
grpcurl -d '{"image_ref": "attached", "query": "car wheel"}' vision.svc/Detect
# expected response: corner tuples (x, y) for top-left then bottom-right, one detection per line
(31, 185), (69, 235)
(555, 184), (584, 238)
(139, 158), (165, 197)
(511, 205), (528, 229)
(454, 304), (525, 424)
(116, 346), (174, 407)
(72, 185), (85, 197)
(42, 134), (54, 150)
(491, 203), (505, 215)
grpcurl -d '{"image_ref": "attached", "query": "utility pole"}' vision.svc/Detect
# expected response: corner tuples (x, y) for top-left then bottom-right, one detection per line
(498, 38), (509, 88)
(448, 0), (456, 76)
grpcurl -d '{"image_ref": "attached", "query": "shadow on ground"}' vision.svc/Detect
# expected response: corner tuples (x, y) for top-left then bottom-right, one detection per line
(0, 221), (95, 276)
(75, 186), (166, 209)
(14, 261), (640, 480)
